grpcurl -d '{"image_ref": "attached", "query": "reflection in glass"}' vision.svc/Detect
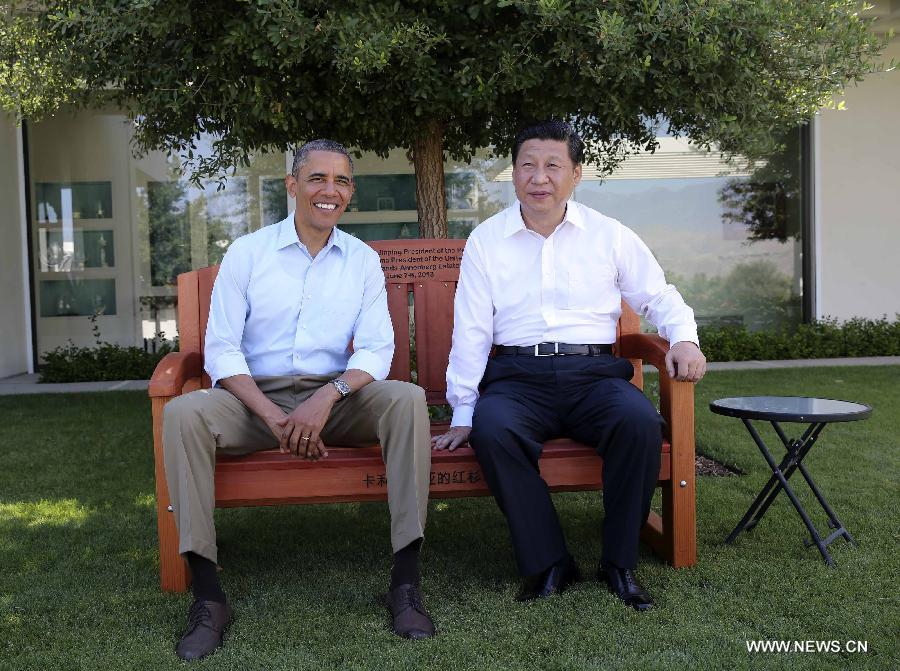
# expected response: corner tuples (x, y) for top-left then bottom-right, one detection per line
(341, 222), (417, 241)
(573, 130), (802, 333)
(40, 279), (116, 317)
(349, 175), (417, 212)
(147, 178), (250, 284)
(719, 131), (802, 245)
(148, 181), (191, 286)
(35, 182), (112, 222)
(203, 178), (249, 265)
(260, 177), (288, 226)
(344, 173), (484, 214)
(448, 219), (478, 239)
(445, 172), (478, 210)
(38, 229), (114, 271)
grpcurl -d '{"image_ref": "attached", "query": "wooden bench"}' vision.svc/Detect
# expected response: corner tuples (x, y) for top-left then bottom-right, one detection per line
(149, 239), (697, 591)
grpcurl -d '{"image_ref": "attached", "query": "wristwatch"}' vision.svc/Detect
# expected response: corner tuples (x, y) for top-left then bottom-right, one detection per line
(330, 378), (351, 401)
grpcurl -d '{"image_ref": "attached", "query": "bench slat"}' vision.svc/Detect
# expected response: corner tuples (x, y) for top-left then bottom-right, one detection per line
(214, 446), (672, 507)
(413, 279), (457, 404)
(386, 282), (412, 382)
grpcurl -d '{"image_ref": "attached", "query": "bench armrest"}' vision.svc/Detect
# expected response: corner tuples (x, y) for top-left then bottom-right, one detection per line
(617, 332), (669, 370)
(148, 351), (203, 398)
(618, 332), (695, 445)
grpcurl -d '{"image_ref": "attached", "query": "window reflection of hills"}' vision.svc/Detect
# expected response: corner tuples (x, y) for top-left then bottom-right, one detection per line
(576, 177), (801, 332)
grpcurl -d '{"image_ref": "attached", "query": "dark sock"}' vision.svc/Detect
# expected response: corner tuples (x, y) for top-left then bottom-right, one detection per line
(390, 538), (422, 589)
(186, 552), (226, 604)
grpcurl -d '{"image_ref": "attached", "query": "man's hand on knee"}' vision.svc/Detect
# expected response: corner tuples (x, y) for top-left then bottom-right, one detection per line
(665, 341), (707, 383)
(431, 426), (471, 452)
(275, 388), (337, 460)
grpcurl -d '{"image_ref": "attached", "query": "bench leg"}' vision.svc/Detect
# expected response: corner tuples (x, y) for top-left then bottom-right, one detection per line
(640, 479), (696, 567)
(152, 397), (191, 592)
(661, 472), (697, 567)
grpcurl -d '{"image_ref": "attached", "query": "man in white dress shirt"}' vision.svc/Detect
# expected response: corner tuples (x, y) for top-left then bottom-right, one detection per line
(433, 121), (706, 610)
(162, 140), (435, 661)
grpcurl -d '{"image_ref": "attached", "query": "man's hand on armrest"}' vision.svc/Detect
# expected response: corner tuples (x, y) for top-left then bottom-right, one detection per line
(664, 341), (707, 383)
(432, 426), (471, 452)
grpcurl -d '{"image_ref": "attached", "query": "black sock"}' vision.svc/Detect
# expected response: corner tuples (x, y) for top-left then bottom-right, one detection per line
(186, 552), (226, 604)
(390, 538), (422, 589)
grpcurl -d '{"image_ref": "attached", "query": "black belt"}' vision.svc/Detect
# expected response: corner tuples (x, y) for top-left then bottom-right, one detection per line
(494, 343), (613, 357)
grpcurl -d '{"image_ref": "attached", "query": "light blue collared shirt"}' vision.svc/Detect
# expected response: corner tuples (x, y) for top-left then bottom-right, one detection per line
(204, 214), (394, 387)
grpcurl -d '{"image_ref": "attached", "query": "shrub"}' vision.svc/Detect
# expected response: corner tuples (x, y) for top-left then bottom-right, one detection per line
(39, 311), (176, 383)
(699, 315), (900, 362)
(40, 341), (175, 383)
(40, 312), (900, 382)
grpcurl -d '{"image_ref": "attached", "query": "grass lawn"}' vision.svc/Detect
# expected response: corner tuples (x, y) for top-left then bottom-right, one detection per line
(0, 366), (898, 670)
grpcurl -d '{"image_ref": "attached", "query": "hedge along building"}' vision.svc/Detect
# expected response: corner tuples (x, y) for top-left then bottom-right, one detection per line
(0, 6), (898, 379)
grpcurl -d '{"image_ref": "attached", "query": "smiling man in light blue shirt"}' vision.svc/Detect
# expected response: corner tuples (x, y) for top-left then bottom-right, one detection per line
(162, 140), (435, 661)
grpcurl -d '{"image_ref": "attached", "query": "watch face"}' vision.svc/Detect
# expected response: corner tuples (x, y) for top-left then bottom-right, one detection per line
(333, 379), (351, 397)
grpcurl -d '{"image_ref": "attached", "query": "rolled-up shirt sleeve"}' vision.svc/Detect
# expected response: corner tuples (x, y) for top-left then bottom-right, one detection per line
(204, 241), (253, 388)
(616, 225), (699, 347)
(446, 237), (494, 427)
(346, 250), (394, 381)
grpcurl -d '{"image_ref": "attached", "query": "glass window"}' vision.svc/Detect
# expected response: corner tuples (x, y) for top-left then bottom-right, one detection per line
(27, 111), (132, 356)
(133, 147), (288, 342)
(26, 110), (805, 359)
(574, 130), (803, 331)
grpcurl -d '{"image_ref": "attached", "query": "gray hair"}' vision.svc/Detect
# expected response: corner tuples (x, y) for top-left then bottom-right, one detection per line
(291, 139), (354, 176)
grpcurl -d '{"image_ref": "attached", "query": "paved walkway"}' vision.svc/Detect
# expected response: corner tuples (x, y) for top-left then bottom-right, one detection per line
(704, 355), (900, 371)
(0, 356), (897, 396)
(0, 374), (149, 395)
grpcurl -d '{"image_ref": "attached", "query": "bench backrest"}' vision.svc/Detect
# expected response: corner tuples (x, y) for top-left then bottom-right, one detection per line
(176, 239), (643, 401)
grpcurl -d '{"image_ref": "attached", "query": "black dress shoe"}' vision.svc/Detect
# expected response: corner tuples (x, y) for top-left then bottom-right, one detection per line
(175, 599), (232, 661)
(597, 563), (654, 611)
(516, 560), (581, 601)
(385, 584), (435, 639)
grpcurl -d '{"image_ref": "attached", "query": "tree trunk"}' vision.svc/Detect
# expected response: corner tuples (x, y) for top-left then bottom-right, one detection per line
(410, 120), (448, 239)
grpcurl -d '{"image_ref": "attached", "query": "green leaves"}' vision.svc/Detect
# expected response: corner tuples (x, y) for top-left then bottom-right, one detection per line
(0, 0), (888, 185)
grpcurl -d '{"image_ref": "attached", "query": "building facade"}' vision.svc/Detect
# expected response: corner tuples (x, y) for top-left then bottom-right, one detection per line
(1, 5), (897, 379)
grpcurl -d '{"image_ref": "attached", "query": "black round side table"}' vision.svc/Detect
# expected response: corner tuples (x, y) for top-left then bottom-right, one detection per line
(709, 396), (871, 565)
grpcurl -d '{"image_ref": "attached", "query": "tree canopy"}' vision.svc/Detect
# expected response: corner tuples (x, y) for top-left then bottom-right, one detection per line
(1, 0), (888, 236)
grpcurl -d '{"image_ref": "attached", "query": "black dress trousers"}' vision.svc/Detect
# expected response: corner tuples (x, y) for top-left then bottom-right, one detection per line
(469, 353), (663, 576)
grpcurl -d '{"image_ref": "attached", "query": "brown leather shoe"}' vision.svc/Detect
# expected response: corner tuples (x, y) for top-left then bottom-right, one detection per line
(175, 599), (232, 661)
(384, 584), (435, 639)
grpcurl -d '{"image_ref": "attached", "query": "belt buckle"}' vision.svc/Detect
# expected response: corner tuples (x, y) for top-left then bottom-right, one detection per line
(534, 342), (559, 357)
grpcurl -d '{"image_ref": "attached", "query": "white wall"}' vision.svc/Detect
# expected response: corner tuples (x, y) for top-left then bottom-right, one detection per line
(0, 115), (30, 377)
(816, 35), (900, 320)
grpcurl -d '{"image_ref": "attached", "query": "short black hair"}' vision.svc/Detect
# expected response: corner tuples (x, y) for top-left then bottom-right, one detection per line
(512, 120), (585, 166)
(291, 139), (354, 176)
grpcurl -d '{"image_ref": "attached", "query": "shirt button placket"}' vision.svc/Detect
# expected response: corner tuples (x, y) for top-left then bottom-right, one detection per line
(294, 264), (311, 373)
(541, 237), (555, 326)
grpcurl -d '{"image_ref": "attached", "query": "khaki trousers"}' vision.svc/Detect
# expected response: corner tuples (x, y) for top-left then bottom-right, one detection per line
(162, 375), (431, 564)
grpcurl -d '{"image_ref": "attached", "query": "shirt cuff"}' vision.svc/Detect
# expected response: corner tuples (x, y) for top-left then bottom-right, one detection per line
(346, 349), (391, 382)
(206, 353), (252, 389)
(451, 404), (474, 428)
(667, 326), (700, 348)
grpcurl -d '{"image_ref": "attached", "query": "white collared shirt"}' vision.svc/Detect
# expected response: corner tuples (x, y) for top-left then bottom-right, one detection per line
(446, 201), (699, 426)
(204, 214), (394, 387)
